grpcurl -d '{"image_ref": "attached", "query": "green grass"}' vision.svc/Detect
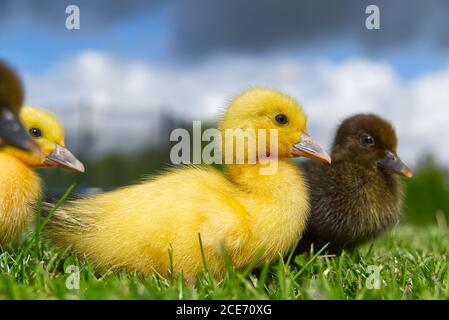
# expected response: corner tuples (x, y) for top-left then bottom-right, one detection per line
(11, 156), (447, 300)
(1, 221), (449, 300)
(404, 161), (449, 224)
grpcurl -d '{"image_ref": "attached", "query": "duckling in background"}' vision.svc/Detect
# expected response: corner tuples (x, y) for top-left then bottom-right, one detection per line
(296, 114), (412, 253)
(0, 106), (84, 246)
(44, 88), (330, 279)
(0, 61), (41, 154)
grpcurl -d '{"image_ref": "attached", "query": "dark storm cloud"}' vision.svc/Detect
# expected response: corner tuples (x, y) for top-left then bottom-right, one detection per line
(1, 0), (448, 56)
(171, 0), (449, 56)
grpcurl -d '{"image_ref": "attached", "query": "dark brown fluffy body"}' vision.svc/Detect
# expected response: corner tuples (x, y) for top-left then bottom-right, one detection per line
(297, 160), (402, 252)
(296, 114), (405, 252)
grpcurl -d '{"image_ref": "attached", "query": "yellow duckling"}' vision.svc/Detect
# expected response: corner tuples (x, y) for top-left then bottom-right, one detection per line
(0, 106), (84, 246)
(45, 88), (330, 279)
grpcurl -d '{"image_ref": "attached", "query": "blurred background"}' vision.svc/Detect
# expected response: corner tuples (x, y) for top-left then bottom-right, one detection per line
(1, 0), (448, 225)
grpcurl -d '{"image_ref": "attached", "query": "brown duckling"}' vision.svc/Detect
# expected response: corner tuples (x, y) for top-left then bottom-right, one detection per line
(0, 61), (40, 154)
(296, 114), (412, 253)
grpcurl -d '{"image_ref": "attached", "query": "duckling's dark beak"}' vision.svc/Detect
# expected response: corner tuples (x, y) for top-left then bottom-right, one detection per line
(44, 144), (85, 173)
(292, 133), (331, 164)
(378, 150), (412, 177)
(0, 108), (42, 155)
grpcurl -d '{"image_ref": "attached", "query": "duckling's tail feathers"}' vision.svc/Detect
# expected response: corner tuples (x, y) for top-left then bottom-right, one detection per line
(39, 200), (94, 245)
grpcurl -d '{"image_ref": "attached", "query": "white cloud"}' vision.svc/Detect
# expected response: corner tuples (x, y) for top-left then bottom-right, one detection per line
(24, 51), (449, 165)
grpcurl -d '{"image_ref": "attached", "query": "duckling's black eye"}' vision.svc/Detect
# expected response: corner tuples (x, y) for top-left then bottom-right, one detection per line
(275, 114), (288, 125)
(29, 128), (42, 138)
(359, 133), (374, 146)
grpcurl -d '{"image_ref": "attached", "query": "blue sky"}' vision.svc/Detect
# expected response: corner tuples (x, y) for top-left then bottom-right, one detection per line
(1, 5), (170, 73)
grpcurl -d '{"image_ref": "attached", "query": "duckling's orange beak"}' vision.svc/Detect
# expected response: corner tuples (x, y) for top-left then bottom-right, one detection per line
(44, 144), (85, 173)
(292, 133), (331, 164)
(378, 150), (413, 178)
(0, 108), (42, 156)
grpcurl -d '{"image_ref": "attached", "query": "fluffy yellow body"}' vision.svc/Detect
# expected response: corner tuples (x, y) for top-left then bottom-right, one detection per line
(49, 162), (308, 278)
(0, 153), (40, 246)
